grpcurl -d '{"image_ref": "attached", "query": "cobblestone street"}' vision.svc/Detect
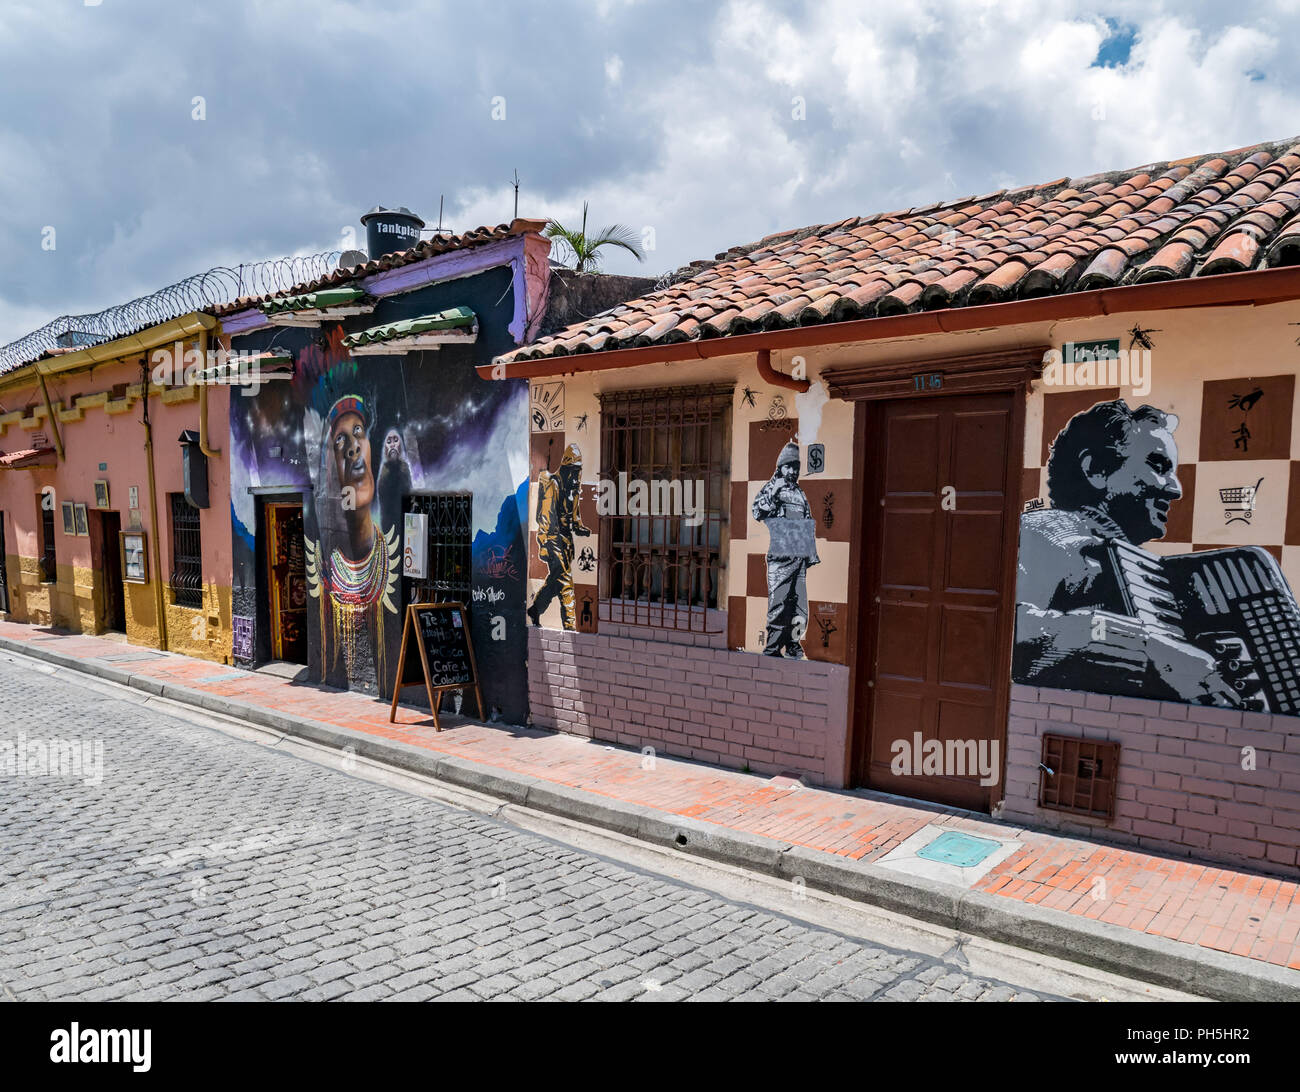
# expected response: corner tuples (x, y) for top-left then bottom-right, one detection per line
(0, 658), (1060, 1002)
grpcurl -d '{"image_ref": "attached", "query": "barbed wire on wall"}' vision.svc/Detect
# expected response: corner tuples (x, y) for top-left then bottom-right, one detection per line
(0, 250), (344, 373)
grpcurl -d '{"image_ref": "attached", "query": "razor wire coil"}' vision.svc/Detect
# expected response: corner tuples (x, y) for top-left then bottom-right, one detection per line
(0, 250), (344, 373)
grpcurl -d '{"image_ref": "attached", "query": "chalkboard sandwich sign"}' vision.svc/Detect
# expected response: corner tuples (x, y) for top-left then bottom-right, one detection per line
(389, 601), (485, 730)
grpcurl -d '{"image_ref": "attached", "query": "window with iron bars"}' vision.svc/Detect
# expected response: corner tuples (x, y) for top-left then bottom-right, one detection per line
(403, 492), (473, 605)
(598, 384), (731, 632)
(169, 493), (203, 608)
(38, 497), (56, 583)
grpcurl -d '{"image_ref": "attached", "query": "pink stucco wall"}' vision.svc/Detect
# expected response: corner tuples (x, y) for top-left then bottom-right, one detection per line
(0, 351), (232, 656)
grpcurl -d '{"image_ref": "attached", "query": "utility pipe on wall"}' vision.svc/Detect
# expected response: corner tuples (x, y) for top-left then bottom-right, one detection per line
(34, 366), (64, 461)
(139, 358), (167, 651)
(197, 328), (220, 458)
(756, 347), (810, 393)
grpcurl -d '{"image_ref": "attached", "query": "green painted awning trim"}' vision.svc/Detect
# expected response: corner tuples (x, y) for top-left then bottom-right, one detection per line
(342, 306), (477, 347)
(260, 286), (367, 315)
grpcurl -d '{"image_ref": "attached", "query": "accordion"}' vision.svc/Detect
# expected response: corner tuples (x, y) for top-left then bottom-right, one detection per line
(1092, 541), (1300, 714)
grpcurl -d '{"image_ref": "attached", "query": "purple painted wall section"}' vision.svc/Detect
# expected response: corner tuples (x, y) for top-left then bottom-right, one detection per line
(219, 308), (268, 336)
(221, 231), (550, 344)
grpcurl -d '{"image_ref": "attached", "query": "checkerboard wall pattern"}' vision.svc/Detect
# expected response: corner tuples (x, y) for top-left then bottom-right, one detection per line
(528, 380), (857, 664)
(1027, 374), (1300, 581)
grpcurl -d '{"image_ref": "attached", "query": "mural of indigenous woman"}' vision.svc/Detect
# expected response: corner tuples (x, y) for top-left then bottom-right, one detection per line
(305, 393), (401, 687)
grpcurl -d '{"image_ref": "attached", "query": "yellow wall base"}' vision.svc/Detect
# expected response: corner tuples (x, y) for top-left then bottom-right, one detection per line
(3, 551), (231, 663)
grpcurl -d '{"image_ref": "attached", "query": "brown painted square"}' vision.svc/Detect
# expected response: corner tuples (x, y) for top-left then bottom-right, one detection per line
(1021, 467), (1041, 509)
(578, 483), (599, 534)
(748, 417), (800, 481)
(1040, 388), (1121, 466)
(531, 431), (564, 478)
(806, 600), (847, 664)
(528, 532), (546, 580)
(1198, 374), (1295, 462)
(730, 480), (749, 541)
(1163, 462), (1196, 543)
(807, 478), (851, 541)
(1194, 542), (1283, 563)
(746, 551), (767, 597)
(1288, 462), (1300, 546)
(574, 583), (598, 633)
(727, 595), (747, 650)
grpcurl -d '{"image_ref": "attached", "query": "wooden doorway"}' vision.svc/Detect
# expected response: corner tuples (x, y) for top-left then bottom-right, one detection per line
(93, 510), (125, 633)
(0, 511), (9, 614)
(853, 390), (1021, 810)
(266, 502), (307, 664)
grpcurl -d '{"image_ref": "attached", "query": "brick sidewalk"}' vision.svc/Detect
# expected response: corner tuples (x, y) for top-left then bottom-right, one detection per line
(4, 620), (1298, 975)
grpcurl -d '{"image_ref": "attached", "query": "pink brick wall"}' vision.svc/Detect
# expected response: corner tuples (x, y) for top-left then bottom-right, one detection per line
(527, 618), (851, 786)
(1002, 683), (1300, 878)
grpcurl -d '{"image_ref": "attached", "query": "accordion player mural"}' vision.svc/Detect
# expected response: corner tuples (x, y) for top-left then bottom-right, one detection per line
(1015, 396), (1300, 714)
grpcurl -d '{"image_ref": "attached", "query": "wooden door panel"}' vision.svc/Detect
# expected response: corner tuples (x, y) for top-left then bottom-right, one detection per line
(858, 390), (1017, 808)
(869, 691), (925, 764)
(884, 413), (940, 493)
(937, 605), (999, 689)
(937, 699), (992, 743)
(876, 601), (929, 681)
(951, 410), (1009, 492)
(880, 509), (936, 589)
(945, 510), (1005, 593)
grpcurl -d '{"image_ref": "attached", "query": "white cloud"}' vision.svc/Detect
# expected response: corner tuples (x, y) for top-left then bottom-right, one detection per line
(2, 0), (1300, 342)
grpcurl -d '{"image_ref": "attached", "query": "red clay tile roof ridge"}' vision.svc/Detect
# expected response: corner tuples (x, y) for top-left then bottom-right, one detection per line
(496, 135), (1300, 364)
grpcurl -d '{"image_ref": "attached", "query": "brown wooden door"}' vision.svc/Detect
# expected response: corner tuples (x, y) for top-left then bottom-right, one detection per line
(95, 511), (125, 632)
(856, 391), (1017, 809)
(267, 503), (307, 664)
(0, 511), (8, 614)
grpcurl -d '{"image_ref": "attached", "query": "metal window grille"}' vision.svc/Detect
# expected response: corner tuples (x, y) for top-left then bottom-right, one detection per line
(169, 493), (203, 608)
(598, 384), (731, 632)
(39, 501), (55, 583)
(1038, 734), (1120, 821)
(404, 492), (472, 604)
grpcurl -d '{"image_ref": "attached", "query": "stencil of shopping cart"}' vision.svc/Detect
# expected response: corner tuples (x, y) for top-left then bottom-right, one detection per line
(1221, 477), (1264, 524)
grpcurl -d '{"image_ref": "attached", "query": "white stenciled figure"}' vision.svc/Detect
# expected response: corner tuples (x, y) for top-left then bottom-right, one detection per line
(752, 441), (819, 658)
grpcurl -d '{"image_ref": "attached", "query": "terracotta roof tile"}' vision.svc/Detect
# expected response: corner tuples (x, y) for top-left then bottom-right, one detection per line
(498, 137), (1300, 366)
(1138, 240), (1196, 282)
(1202, 230), (1261, 275)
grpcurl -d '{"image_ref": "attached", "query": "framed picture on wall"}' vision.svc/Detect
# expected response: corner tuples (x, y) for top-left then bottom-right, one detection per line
(60, 500), (75, 535)
(73, 503), (89, 537)
(94, 480), (110, 509)
(120, 531), (147, 583)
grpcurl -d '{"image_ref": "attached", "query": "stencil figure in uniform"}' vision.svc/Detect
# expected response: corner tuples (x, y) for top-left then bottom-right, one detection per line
(753, 441), (819, 657)
(528, 442), (591, 630)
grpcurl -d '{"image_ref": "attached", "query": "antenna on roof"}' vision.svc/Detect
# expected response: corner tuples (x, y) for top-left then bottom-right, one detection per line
(511, 169), (520, 219)
(438, 195), (444, 233)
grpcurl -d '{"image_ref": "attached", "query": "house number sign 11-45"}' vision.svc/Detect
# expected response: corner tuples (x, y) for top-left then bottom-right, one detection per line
(912, 373), (943, 391)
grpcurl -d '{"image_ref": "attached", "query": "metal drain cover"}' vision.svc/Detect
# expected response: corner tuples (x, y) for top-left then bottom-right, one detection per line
(916, 831), (1001, 868)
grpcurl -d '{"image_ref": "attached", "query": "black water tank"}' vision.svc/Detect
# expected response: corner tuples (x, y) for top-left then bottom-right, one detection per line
(360, 206), (425, 258)
(178, 430), (209, 509)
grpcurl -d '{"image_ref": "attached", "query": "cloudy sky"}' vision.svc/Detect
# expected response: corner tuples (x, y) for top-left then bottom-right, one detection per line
(1, 0), (1298, 345)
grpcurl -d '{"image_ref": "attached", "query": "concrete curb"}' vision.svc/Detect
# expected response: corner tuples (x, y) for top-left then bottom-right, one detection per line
(5, 633), (1298, 1002)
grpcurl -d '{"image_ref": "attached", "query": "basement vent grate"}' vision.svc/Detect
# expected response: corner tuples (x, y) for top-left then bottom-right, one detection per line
(1038, 734), (1120, 821)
